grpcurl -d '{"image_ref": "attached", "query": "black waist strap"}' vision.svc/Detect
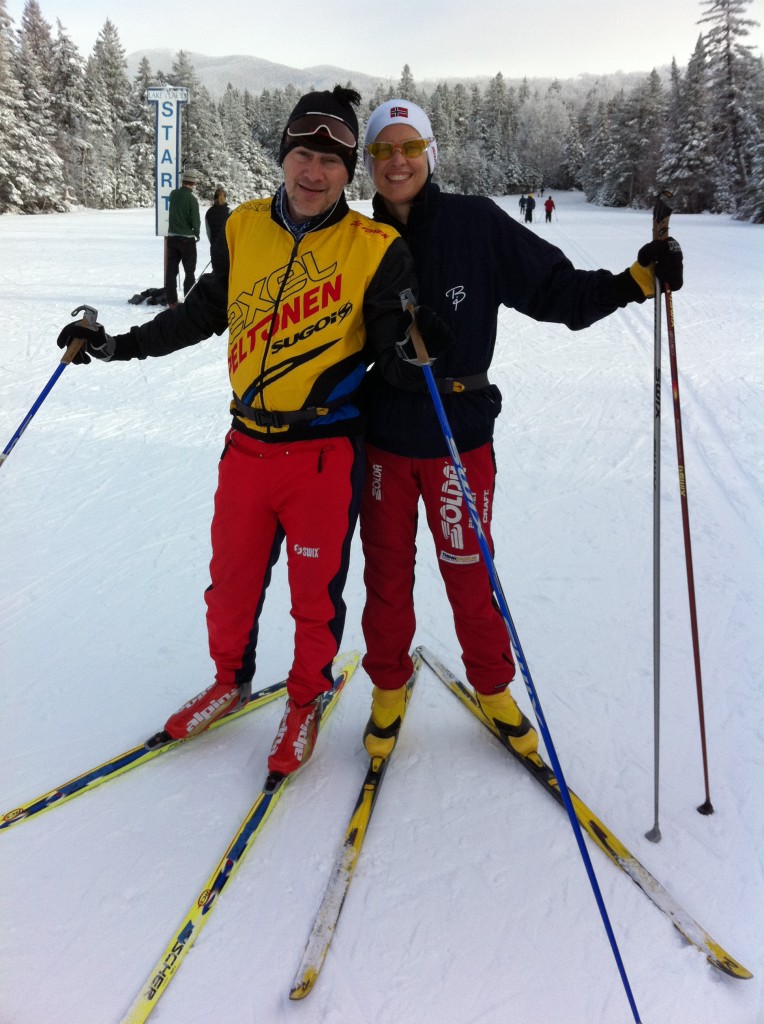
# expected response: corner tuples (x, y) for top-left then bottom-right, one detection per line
(434, 372), (490, 394)
(232, 395), (331, 428)
(234, 375), (487, 426)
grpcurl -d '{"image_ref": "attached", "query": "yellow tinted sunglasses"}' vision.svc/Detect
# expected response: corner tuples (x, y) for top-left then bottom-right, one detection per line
(365, 138), (433, 160)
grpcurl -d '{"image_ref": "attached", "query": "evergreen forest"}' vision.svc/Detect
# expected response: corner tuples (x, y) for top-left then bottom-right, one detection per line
(0, 0), (762, 220)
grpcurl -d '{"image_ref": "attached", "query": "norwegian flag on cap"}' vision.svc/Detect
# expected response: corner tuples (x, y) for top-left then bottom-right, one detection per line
(389, 106), (409, 118)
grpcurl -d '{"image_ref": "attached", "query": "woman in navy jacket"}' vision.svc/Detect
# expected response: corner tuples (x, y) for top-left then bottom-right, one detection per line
(360, 99), (683, 760)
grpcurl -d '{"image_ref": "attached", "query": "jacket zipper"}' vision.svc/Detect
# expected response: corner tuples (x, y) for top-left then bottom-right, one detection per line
(254, 233), (301, 416)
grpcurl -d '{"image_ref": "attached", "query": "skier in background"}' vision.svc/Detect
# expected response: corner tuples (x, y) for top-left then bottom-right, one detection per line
(519, 193), (527, 216)
(359, 98), (684, 761)
(544, 195), (556, 222)
(525, 191), (536, 223)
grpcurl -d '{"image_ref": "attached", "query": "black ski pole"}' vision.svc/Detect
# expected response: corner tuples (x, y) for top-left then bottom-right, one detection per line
(663, 254), (714, 817)
(0, 304), (95, 471)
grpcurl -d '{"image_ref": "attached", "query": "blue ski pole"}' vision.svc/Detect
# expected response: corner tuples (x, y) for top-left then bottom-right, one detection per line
(400, 289), (642, 1023)
(0, 304), (97, 471)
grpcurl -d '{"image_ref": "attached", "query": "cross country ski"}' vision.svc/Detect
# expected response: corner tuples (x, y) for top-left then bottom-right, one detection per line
(418, 646), (751, 981)
(119, 651), (359, 1024)
(289, 650), (422, 999)
(0, 679), (287, 832)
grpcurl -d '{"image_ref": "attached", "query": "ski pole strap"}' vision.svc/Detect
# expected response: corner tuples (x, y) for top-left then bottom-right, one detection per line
(232, 395), (337, 428)
(433, 372), (489, 394)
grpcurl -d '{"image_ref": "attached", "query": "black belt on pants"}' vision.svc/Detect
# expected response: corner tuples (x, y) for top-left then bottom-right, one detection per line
(232, 395), (331, 428)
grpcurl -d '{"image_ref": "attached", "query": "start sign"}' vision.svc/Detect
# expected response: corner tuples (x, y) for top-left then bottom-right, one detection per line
(146, 86), (189, 237)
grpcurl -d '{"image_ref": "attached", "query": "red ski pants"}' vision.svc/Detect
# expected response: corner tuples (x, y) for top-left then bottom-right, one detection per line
(360, 443), (515, 694)
(205, 429), (363, 705)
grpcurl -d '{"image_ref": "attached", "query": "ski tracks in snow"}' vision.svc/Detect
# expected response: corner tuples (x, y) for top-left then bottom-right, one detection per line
(1, 201), (762, 1024)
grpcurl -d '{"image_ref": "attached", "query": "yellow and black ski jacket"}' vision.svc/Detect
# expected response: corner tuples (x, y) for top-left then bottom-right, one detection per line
(112, 190), (415, 442)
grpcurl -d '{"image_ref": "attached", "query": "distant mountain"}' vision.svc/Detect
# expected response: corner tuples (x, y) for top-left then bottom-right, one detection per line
(125, 49), (655, 101)
(125, 50), (397, 97)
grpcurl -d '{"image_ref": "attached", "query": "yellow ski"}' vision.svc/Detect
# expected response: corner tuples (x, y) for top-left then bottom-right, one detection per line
(119, 651), (359, 1024)
(419, 646), (751, 981)
(290, 651), (421, 999)
(1, 679), (287, 833)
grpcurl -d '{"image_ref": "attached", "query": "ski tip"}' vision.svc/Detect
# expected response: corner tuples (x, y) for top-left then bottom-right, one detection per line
(1, 807), (28, 829)
(706, 952), (753, 981)
(289, 969), (318, 1000)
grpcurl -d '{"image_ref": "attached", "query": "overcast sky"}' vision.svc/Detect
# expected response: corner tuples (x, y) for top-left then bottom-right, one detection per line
(6, 0), (763, 81)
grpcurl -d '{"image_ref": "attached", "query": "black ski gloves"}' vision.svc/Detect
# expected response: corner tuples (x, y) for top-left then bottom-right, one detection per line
(396, 305), (455, 364)
(56, 320), (116, 364)
(629, 237), (684, 298)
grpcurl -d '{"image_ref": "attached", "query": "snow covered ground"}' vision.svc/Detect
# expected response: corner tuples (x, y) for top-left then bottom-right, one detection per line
(1, 193), (761, 1024)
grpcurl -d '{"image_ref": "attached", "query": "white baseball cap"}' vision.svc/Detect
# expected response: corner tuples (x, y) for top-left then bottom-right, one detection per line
(363, 99), (438, 177)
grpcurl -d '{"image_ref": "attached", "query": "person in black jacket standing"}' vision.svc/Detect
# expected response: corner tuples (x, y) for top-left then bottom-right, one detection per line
(205, 186), (231, 247)
(359, 99), (684, 760)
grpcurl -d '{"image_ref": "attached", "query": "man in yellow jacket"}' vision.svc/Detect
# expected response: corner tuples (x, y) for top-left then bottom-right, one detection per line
(56, 86), (448, 777)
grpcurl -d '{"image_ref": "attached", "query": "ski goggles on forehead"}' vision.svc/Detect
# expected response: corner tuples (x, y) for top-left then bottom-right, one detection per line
(365, 138), (433, 160)
(285, 112), (357, 149)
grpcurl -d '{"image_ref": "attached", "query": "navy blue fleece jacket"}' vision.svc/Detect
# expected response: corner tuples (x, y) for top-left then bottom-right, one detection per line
(366, 183), (644, 458)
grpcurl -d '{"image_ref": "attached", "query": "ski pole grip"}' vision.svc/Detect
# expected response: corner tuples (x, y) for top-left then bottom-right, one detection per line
(61, 303), (99, 364)
(60, 337), (86, 365)
(399, 289), (431, 366)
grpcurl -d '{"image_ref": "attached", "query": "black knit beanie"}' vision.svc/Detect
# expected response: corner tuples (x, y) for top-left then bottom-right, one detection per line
(279, 85), (361, 182)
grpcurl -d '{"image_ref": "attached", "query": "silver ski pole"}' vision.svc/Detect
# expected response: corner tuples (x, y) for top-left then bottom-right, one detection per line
(181, 260), (211, 302)
(645, 191), (672, 844)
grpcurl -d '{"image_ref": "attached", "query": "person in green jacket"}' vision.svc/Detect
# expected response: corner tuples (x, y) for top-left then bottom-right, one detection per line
(165, 168), (201, 307)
